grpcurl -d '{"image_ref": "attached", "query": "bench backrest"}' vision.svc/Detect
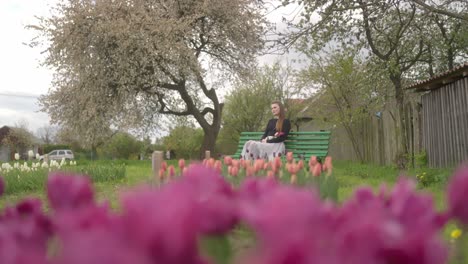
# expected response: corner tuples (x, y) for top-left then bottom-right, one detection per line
(233, 131), (331, 160)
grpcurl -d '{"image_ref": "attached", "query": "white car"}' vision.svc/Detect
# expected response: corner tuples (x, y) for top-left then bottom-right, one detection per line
(39, 149), (75, 161)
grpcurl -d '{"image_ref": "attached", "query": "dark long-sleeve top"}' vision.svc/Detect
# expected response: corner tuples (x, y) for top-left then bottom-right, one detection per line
(261, 118), (291, 143)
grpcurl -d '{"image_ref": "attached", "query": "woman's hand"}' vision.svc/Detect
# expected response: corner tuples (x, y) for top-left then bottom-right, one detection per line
(261, 138), (267, 143)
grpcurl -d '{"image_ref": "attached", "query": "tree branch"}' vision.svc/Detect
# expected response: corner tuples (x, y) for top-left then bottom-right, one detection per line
(401, 39), (425, 72)
(359, 0), (388, 60)
(201, 107), (215, 116)
(156, 93), (191, 116)
(411, 0), (468, 21)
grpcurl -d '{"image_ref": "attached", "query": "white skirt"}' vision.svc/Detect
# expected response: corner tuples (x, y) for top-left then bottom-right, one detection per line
(240, 140), (286, 161)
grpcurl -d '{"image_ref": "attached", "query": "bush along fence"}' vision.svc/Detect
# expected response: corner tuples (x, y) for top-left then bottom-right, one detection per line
(1, 155), (468, 263)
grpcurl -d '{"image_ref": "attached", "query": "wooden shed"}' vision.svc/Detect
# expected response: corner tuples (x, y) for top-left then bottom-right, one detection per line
(406, 63), (468, 168)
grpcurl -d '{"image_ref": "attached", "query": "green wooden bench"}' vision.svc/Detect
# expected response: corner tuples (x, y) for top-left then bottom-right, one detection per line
(232, 131), (331, 161)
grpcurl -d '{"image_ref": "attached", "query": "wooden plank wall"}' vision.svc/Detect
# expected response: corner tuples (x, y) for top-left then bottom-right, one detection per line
(422, 77), (468, 167)
(303, 97), (423, 166)
(326, 104), (402, 166)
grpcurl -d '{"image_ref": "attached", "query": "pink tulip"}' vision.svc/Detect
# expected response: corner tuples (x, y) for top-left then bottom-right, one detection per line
(158, 168), (165, 180)
(274, 157), (282, 169)
(267, 170), (274, 179)
(297, 160), (304, 170)
(223, 156), (233, 166)
(214, 160), (222, 173)
(232, 159), (239, 169)
(168, 165), (175, 180)
(178, 159), (185, 171)
(312, 163), (322, 177)
(309, 156), (318, 167)
(323, 156), (333, 176)
(231, 166), (239, 177)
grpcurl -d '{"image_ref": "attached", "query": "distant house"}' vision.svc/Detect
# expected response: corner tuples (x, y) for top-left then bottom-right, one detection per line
(406, 62), (468, 168)
(0, 125), (44, 162)
(286, 94), (336, 132)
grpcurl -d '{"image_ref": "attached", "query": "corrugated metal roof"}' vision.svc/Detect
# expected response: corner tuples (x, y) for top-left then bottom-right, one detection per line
(405, 62), (468, 91)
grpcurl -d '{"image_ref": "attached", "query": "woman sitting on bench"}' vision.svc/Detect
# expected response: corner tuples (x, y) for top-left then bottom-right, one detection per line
(240, 100), (291, 161)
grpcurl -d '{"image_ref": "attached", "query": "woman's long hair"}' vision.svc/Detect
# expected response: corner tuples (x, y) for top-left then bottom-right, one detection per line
(271, 100), (285, 132)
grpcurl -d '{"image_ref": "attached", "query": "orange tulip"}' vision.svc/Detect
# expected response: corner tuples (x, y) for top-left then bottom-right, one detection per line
(286, 152), (294, 163)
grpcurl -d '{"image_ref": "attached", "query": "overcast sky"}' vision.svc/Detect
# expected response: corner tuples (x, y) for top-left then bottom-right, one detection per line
(0, 0), (303, 137)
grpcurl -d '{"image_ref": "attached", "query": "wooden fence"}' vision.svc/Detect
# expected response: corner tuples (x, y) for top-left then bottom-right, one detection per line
(299, 98), (423, 167)
(421, 77), (468, 167)
(300, 76), (468, 168)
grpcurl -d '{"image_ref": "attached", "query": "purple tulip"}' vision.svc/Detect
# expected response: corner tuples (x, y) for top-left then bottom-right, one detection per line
(121, 184), (207, 264)
(181, 164), (239, 235)
(447, 165), (468, 225)
(47, 172), (94, 211)
(0, 198), (52, 264)
(0, 176), (4, 197)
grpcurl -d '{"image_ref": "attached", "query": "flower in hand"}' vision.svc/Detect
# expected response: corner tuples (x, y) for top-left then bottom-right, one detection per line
(274, 132), (285, 138)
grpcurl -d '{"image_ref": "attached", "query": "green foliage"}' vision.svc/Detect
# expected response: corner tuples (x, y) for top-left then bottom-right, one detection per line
(1, 127), (34, 152)
(215, 128), (239, 156)
(65, 163), (126, 182)
(98, 132), (143, 160)
(2, 169), (49, 195)
(162, 126), (204, 159)
(200, 235), (233, 264)
(414, 150), (428, 167)
(219, 63), (303, 153)
(0, 163), (126, 195)
(298, 50), (391, 162)
(308, 174), (339, 201)
(42, 144), (72, 154)
(223, 64), (285, 133)
(415, 171), (440, 187)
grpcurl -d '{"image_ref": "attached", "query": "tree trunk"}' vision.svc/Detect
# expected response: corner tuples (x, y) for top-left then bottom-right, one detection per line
(447, 47), (454, 70)
(390, 74), (409, 169)
(200, 125), (220, 160)
(195, 102), (223, 160)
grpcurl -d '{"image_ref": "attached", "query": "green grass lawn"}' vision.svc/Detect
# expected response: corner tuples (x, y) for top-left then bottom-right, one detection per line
(1, 158), (463, 262)
(1, 159), (454, 209)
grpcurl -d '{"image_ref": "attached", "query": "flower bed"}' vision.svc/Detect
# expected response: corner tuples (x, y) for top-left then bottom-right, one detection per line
(1, 159), (468, 263)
